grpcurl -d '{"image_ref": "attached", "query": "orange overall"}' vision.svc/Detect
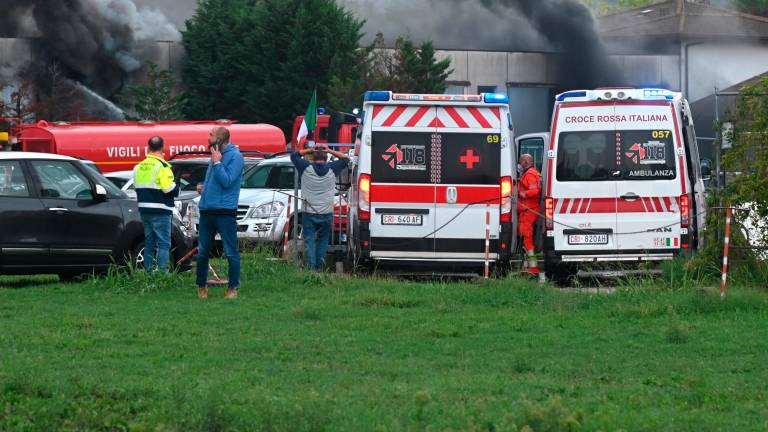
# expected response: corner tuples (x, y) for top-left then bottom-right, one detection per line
(517, 167), (541, 272)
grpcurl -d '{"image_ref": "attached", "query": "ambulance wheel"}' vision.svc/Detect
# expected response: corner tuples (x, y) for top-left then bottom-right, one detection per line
(350, 241), (371, 274)
(545, 258), (574, 286)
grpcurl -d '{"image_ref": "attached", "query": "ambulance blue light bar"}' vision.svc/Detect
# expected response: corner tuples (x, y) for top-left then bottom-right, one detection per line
(483, 93), (509, 104)
(641, 88), (675, 100)
(364, 91), (391, 102)
(556, 91), (587, 101)
(556, 88), (680, 103)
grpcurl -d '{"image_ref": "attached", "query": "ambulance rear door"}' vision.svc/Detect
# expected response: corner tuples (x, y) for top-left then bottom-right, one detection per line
(433, 105), (505, 260)
(368, 105), (438, 259)
(550, 103), (618, 253)
(613, 102), (683, 252)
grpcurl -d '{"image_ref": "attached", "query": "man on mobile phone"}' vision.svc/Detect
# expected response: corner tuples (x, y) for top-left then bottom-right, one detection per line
(195, 127), (244, 299)
(290, 143), (349, 271)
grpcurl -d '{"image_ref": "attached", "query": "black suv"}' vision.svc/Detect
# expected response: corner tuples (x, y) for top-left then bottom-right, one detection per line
(0, 152), (193, 279)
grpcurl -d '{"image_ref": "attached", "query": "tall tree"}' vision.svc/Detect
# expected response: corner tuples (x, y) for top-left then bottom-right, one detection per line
(31, 62), (85, 122)
(182, 0), (363, 135)
(120, 62), (183, 121)
(735, 0), (768, 16)
(723, 76), (768, 244)
(7, 79), (35, 124)
(327, 33), (453, 111)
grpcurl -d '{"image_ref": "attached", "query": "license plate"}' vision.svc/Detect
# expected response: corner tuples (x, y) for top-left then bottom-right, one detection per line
(381, 214), (423, 226)
(568, 234), (608, 245)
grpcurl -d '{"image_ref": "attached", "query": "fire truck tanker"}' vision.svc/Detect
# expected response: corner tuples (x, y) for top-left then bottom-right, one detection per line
(15, 120), (286, 172)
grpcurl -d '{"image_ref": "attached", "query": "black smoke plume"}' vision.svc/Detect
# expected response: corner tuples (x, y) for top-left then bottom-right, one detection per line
(342, 0), (622, 88)
(0, 0), (179, 97)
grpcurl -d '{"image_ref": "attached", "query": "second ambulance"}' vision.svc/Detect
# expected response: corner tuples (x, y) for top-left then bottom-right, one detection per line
(349, 91), (516, 270)
(542, 88), (707, 276)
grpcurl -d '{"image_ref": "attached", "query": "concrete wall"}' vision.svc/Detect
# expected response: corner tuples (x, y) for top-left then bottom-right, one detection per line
(687, 41), (768, 102)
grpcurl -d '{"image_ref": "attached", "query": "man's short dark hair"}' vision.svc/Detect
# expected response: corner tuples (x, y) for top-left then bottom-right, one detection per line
(148, 136), (164, 152)
(312, 150), (326, 161)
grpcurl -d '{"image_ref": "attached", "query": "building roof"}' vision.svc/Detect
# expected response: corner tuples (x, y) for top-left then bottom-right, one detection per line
(599, 0), (768, 40)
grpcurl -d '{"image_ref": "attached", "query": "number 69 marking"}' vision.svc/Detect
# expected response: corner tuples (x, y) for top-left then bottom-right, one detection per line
(486, 134), (500, 144)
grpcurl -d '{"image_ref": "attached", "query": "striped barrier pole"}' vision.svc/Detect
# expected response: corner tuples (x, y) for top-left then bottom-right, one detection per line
(282, 196), (292, 259)
(484, 204), (491, 279)
(720, 207), (732, 298)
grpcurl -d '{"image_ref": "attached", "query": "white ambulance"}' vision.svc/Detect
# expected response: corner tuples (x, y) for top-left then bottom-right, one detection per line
(348, 91), (516, 270)
(542, 88), (707, 278)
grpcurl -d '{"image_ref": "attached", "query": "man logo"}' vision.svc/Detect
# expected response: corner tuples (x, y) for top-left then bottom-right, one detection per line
(382, 144), (404, 169)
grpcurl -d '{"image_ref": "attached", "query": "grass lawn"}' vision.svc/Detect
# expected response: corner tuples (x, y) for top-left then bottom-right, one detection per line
(2, 254), (768, 431)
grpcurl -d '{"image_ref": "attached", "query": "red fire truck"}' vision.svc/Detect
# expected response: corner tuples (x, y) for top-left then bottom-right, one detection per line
(13, 120), (286, 173)
(291, 111), (359, 150)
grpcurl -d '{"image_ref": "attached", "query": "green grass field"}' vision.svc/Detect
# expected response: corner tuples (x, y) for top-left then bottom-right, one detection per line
(2, 255), (768, 431)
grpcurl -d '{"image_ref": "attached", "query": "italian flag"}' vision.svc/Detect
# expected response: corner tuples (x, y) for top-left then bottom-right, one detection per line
(297, 89), (317, 147)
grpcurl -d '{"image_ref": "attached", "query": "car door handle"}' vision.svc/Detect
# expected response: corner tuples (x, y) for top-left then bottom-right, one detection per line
(620, 193), (639, 201)
(48, 207), (70, 212)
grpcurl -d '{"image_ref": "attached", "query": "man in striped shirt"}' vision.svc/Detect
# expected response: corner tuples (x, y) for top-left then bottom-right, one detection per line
(133, 136), (179, 272)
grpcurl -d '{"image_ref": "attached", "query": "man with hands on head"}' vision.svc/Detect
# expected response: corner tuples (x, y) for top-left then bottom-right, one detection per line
(195, 127), (244, 299)
(290, 143), (349, 271)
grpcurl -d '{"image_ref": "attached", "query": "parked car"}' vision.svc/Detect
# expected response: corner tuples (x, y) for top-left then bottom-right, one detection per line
(169, 154), (264, 218)
(187, 154), (348, 248)
(0, 152), (193, 279)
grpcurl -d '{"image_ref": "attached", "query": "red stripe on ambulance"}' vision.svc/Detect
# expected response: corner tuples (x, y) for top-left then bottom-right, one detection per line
(382, 106), (407, 127)
(555, 197), (680, 214)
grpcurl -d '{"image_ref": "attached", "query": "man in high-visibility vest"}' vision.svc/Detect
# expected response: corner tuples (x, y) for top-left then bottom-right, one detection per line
(517, 153), (541, 275)
(133, 136), (179, 272)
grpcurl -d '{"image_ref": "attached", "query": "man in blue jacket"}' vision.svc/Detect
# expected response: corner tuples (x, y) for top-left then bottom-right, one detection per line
(196, 127), (244, 299)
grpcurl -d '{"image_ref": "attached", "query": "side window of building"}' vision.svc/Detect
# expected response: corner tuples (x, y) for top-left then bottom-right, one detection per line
(477, 85), (497, 94)
(0, 161), (30, 197)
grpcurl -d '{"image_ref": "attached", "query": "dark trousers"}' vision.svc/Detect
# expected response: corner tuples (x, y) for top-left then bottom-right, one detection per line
(196, 214), (240, 288)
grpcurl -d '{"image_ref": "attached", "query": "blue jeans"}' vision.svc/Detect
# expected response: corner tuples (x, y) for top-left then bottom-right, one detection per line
(196, 214), (240, 289)
(302, 213), (333, 271)
(141, 213), (172, 272)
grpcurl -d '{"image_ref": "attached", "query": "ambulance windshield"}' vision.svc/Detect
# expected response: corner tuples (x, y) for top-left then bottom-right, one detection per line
(556, 130), (677, 181)
(371, 131), (501, 185)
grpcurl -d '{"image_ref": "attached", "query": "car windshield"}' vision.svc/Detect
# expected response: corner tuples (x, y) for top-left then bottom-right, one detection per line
(172, 163), (209, 191)
(242, 164), (295, 189)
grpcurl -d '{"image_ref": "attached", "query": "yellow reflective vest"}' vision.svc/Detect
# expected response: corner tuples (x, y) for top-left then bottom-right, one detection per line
(133, 155), (178, 214)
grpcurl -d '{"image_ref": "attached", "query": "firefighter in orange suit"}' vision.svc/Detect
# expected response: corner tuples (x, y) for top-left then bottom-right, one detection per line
(517, 154), (541, 274)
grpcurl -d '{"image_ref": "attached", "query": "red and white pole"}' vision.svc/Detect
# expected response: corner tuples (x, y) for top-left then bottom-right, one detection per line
(720, 207), (732, 298)
(282, 196), (292, 259)
(484, 204), (491, 279)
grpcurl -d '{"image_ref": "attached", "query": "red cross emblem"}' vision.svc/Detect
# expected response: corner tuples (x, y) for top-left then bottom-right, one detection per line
(460, 149), (480, 169)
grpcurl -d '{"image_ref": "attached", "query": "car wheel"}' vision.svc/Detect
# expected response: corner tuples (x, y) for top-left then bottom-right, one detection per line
(132, 241), (146, 270)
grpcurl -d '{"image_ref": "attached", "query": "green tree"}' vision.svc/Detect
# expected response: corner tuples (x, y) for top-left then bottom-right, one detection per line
(735, 0), (768, 15)
(327, 33), (452, 110)
(120, 62), (182, 121)
(722, 76), (768, 243)
(182, 0), (363, 135)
